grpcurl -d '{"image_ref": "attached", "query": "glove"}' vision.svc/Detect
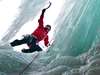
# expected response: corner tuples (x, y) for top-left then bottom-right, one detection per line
(42, 9), (46, 12)
(46, 43), (51, 47)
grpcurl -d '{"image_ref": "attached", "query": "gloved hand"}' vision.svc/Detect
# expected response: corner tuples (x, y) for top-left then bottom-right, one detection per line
(42, 9), (46, 12)
(46, 43), (51, 47)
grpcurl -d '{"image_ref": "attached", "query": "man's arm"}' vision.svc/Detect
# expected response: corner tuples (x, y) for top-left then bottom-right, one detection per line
(44, 35), (49, 47)
(38, 1), (51, 27)
(38, 9), (46, 27)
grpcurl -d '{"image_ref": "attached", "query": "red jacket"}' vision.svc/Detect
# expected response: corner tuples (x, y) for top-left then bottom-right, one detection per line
(31, 12), (49, 47)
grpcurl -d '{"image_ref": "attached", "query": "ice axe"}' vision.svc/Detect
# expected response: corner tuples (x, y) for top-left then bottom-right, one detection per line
(44, 1), (52, 10)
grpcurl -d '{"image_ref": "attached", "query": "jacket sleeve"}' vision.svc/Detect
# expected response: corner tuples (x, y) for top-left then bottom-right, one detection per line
(38, 9), (46, 27)
(44, 35), (49, 47)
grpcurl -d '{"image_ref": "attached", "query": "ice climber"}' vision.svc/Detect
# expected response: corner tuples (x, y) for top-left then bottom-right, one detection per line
(10, 2), (52, 53)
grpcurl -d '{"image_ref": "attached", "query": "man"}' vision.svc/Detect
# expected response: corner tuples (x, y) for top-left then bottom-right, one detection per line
(10, 2), (52, 53)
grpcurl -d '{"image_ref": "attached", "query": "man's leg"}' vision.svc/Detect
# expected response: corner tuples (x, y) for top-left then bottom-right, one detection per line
(34, 45), (42, 51)
(10, 35), (29, 47)
(21, 45), (42, 53)
(21, 36), (42, 53)
(10, 39), (26, 47)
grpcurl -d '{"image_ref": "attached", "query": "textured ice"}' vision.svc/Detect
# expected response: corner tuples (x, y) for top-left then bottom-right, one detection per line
(1, 43), (100, 75)
(0, 44), (39, 75)
(0, 0), (100, 75)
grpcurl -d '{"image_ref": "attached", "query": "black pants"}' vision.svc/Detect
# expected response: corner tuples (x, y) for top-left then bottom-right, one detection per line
(10, 35), (42, 53)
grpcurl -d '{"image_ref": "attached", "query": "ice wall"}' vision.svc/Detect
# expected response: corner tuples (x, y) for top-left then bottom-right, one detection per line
(53, 0), (100, 56)
(0, 0), (100, 75)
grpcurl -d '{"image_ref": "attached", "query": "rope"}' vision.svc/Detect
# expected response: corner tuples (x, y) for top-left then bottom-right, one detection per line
(19, 53), (39, 75)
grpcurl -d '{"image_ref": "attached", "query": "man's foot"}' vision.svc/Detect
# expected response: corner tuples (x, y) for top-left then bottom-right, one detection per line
(21, 49), (28, 53)
(21, 49), (34, 53)
(10, 40), (19, 47)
